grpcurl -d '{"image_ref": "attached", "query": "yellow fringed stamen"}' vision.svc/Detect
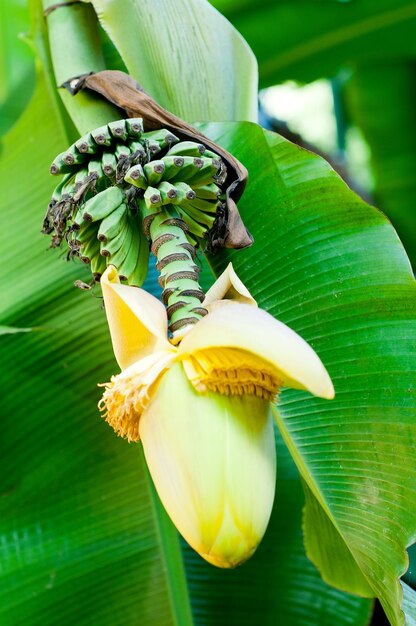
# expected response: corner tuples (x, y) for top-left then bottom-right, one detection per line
(182, 349), (282, 401)
(98, 352), (176, 442)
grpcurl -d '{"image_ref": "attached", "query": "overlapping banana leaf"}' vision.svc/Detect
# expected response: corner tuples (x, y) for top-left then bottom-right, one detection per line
(198, 120), (416, 626)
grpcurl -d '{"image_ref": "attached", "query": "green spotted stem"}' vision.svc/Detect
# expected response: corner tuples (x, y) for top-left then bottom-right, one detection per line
(149, 209), (207, 342)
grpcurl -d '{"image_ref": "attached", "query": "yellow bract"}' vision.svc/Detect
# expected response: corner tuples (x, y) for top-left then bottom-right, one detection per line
(98, 263), (334, 567)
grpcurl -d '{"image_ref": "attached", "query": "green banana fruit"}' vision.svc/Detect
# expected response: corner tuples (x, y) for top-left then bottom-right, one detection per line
(144, 160), (165, 186)
(108, 120), (128, 141)
(181, 157), (221, 186)
(88, 159), (104, 178)
(115, 144), (131, 160)
(167, 141), (206, 157)
(79, 231), (100, 263)
(51, 173), (73, 203)
(62, 144), (89, 166)
(124, 163), (147, 189)
(128, 140), (146, 160)
(144, 186), (162, 210)
(108, 214), (135, 268)
(126, 118), (144, 138)
(97, 202), (128, 242)
(61, 176), (77, 199)
(83, 186), (124, 222)
(91, 125), (112, 147)
(181, 195), (219, 213)
(74, 220), (98, 244)
(179, 203), (216, 228)
(75, 132), (99, 154)
(100, 213), (129, 257)
(142, 129), (179, 150)
(117, 214), (143, 280)
(74, 168), (89, 189)
(158, 181), (178, 205)
(127, 227), (149, 286)
(50, 152), (76, 175)
(177, 209), (209, 239)
(146, 139), (162, 157)
(170, 181), (196, 204)
(91, 251), (107, 278)
(193, 182), (221, 200)
(102, 152), (117, 178)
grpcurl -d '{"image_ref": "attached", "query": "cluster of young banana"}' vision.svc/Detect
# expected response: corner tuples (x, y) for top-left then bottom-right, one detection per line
(43, 117), (226, 287)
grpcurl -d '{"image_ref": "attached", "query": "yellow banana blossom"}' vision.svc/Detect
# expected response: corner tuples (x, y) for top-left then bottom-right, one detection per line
(99, 263), (334, 568)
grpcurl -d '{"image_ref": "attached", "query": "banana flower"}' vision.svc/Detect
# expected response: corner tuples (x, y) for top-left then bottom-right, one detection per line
(99, 264), (334, 568)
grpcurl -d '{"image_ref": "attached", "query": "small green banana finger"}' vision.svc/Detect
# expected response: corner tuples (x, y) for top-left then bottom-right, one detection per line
(74, 168), (89, 190)
(108, 216), (135, 268)
(50, 173), (73, 203)
(61, 175), (77, 199)
(144, 186), (162, 210)
(115, 144), (131, 160)
(62, 144), (89, 166)
(91, 124), (112, 146)
(170, 181), (196, 205)
(88, 159), (104, 178)
(124, 163), (147, 189)
(75, 132), (100, 154)
(126, 118), (144, 138)
(128, 140), (146, 160)
(108, 120), (128, 141)
(158, 181), (178, 205)
(100, 212), (129, 257)
(117, 215), (143, 280)
(181, 195), (219, 213)
(177, 209), (209, 239)
(50, 152), (77, 175)
(183, 157), (222, 186)
(146, 139), (162, 157)
(83, 186), (124, 222)
(98, 203), (128, 242)
(144, 160), (165, 186)
(167, 141), (206, 157)
(142, 129), (179, 150)
(102, 152), (117, 178)
(179, 203), (216, 228)
(75, 220), (99, 244)
(127, 229), (149, 286)
(79, 230), (100, 262)
(159, 156), (186, 181)
(168, 156), (206, 183)
(193, 182), (221, 200)
(91, 252), (108, 278)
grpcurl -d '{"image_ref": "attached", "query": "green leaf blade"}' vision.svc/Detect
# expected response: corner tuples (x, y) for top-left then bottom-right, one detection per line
(198, 121), (416, 626)
(89, 0), (258, 122)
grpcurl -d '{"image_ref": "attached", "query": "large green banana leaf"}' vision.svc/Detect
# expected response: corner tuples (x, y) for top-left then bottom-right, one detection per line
(198, 121), (416, 626)
(88, 0), (258, 123)
(209, 0), (416, 88)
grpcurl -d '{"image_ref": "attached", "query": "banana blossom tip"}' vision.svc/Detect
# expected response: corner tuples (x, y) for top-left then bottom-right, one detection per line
(98, 263), (334, 568)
